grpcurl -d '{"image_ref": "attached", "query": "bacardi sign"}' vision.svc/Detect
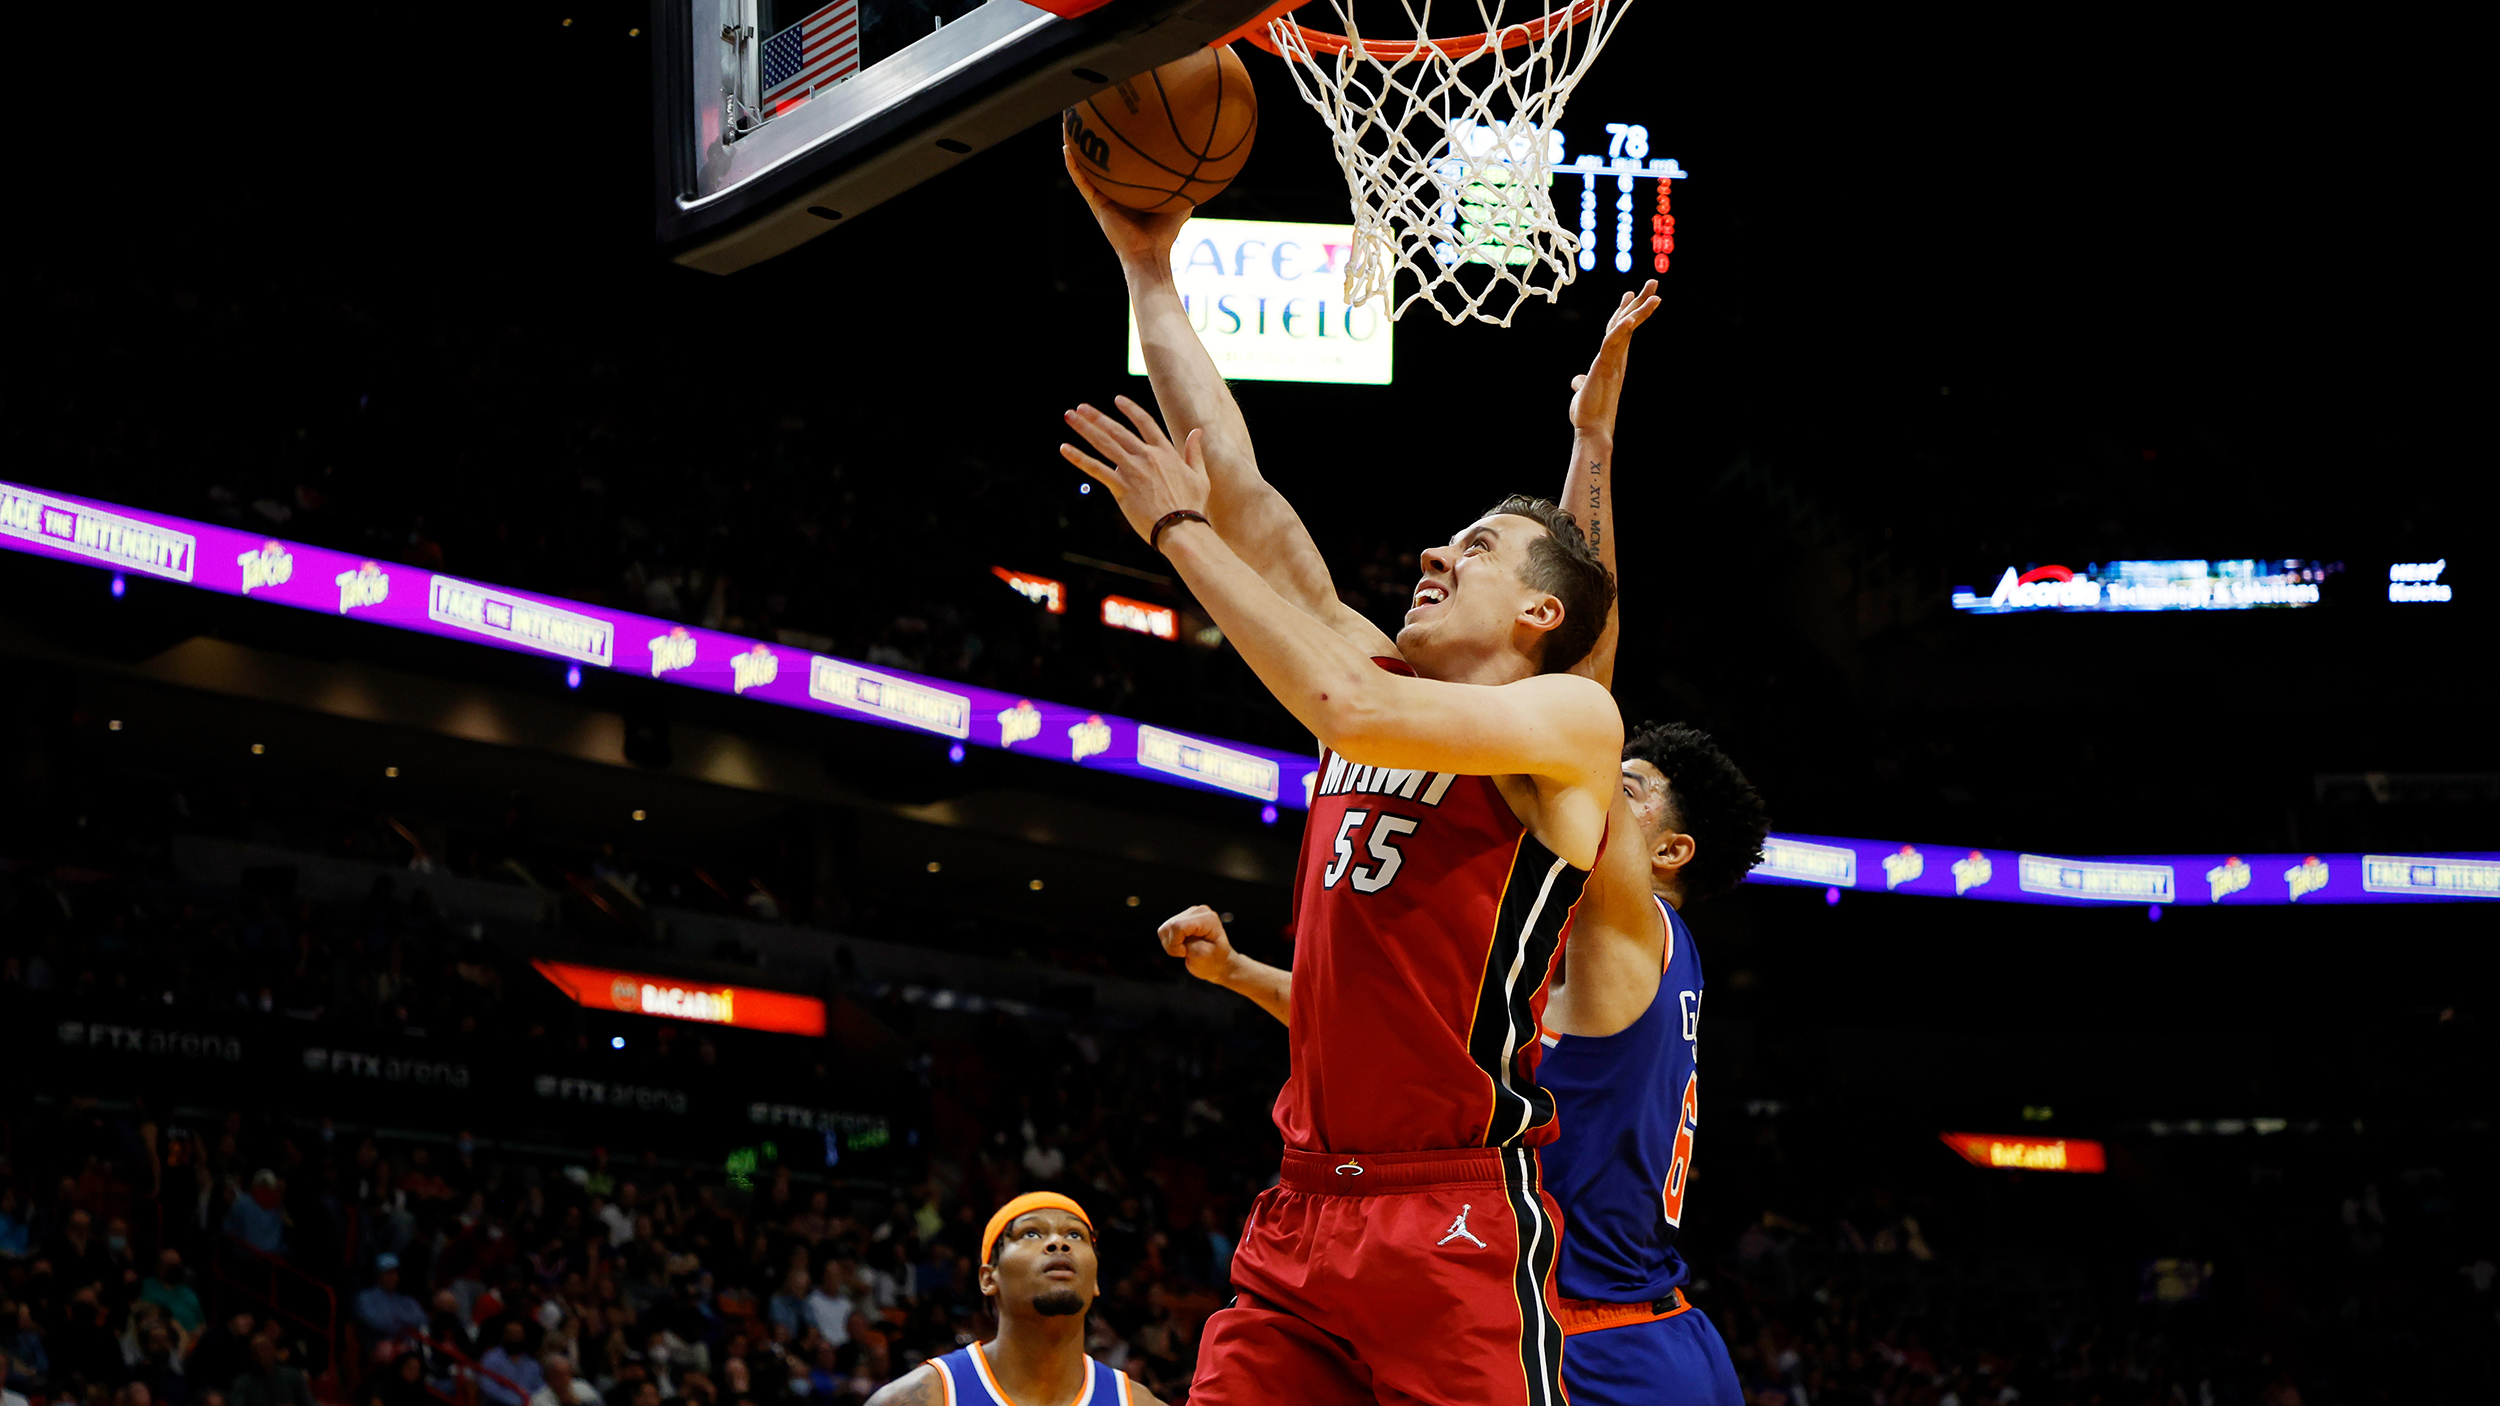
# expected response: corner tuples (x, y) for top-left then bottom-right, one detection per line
(531, 961), (826, 1037)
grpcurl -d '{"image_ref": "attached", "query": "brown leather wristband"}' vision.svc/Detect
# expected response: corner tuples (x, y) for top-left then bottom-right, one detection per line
(1149, 509), (1210, 554)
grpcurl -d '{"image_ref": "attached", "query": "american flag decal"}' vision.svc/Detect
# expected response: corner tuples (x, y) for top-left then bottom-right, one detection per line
(762, 0), (862, 116)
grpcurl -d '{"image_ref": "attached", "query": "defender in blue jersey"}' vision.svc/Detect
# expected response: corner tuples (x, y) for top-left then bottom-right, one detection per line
(1532, 720), (1768, 1406)
(866, 1192), (1164, 1406)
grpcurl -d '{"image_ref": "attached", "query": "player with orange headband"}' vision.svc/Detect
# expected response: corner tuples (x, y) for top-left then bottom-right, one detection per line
(865, 1193), (1165, 1406)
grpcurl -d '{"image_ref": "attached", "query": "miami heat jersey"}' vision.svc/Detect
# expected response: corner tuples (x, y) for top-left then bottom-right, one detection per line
(927, 1343), (1134, 1405)
(1536, 894), (1704, 1303)
(1273, 686), (1594, 1154)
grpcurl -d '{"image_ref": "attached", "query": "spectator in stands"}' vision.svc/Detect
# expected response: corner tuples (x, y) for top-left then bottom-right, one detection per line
(141, 1250), (206, 1338)
(478, 1320), (544, 1406)
(224, 1173), (290, 1257)
(130, 1320), (192, 1406)
(3, 1301), (48, 1394)
(103, 1218), (143, 1299)
(44, 1209), (112, 1296)
(228, 1335), (316, 1406)
(763, 1269), (810, 1343)
(0, 1190), (30, 1262)
(367, 1351), (431, 1406)
(53, 1286), (125, 1394)
(188, 1312), (260, 1397)
(529, 1351), (600, 1406)
(801, 1264), (854, 1349)
(355, 1254), (428, 1355)
(423, 1290), (463, 1342)
(597, 1188), (637, 1249)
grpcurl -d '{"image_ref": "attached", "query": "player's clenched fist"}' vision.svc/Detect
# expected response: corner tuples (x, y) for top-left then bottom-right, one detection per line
(1157, 904), (1239, 986)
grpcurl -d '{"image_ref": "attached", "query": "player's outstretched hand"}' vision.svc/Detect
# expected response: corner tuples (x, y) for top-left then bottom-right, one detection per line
(1157, 904), (1240, 986)
(1064, 140), (1192, 270)
(1061, 395), (1212, 548)
(1568, 279), (1663, 438)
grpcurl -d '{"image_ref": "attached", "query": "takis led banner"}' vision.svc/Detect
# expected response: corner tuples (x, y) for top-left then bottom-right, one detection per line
(0, 479), (1302, 809)
(7, 477), (2495, 902)
(1750, 833), (2499, 906)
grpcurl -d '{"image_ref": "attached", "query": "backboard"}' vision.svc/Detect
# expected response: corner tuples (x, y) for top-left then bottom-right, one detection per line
(653, 0), (1288, 273)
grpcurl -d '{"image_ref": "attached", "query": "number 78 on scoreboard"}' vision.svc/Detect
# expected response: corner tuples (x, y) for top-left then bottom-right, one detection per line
(1447, 121), (1688, 275)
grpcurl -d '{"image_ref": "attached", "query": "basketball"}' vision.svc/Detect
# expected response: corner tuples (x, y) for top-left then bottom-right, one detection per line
(1064, 44), (1257, 212)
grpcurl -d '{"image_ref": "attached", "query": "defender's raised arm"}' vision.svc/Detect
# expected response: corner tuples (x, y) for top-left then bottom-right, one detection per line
(1557, 279), (1660, 691)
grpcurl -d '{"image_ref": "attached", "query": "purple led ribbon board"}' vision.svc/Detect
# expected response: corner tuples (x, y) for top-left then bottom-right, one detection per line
(0, 480), (1308, 810)
(8, 476), (2498, 901)
(1749, 833), (2500, 906)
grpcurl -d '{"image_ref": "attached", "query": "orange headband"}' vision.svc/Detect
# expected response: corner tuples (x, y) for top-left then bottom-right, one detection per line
(981, 1191), (1093, 1266)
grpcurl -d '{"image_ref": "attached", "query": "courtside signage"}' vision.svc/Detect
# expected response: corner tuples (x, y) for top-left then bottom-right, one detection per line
(1138, 724), (1280, 801)
(1757, 837), (1858, 887)
(992, 567), (1066, 613)
(1101, 594), (1178, 640)
(1127, 218), (1394, 386)
(0, 477), (1310, 809)
(1939, 1133), (2107, 1174)
(2018, 854), (2176, 903)
(2362, 854), (2500, 897)
(0, 485), (196, 581)
(1952, 560), (2333, 613)
(808, 658), (972, 738)
(428, 576), (616, 667)
(9, 477), (2500, 871)
(1744, 831), (2498, 906)
(531, 960), (827, 1037)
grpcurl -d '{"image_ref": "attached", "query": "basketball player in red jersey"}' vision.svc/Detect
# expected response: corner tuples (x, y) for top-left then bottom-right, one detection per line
(865, 1192), (1165, 1406)
(1062, 148), (1638, 1406)
(1140, 261), (1767, 1405)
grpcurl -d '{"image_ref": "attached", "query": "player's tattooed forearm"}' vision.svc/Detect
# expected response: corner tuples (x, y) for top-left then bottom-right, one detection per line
(1586, 461), (1605, 549)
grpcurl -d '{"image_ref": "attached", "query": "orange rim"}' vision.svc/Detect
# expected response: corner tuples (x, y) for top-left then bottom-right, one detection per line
(1244, 0), (1607, 63)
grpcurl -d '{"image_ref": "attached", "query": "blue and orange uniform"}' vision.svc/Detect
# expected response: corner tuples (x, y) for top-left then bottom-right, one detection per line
(925, 1343), (1135, 1405)
(1192, 659), (1589, 1406)
(1537, 894), (1744, 1406)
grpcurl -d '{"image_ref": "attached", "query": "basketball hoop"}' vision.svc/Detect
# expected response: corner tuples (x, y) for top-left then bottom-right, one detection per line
(1248, 0), (1634, 326)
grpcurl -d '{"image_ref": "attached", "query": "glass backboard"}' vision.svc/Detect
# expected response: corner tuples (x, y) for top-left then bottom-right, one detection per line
(655, 0), (1289, 273)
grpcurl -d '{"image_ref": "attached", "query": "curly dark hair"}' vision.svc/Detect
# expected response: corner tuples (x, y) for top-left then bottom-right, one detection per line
(1623, 721), (1770, 902)
(1481, 494), (1615, 675)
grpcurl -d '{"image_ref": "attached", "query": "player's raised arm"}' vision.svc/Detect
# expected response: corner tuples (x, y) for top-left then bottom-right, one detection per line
(1556, 280), (1660, 692)
(1061, 401), (1622, 863)
(1064, 144), (1396, 660)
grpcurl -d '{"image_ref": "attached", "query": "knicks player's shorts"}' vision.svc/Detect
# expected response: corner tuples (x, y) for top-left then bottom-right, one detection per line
(1556, 1289), (1744, 1406)
(1190, 1146), (1567, 1406)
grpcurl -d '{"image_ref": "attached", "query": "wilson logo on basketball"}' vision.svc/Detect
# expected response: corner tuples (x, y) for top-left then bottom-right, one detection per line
(1063, 109), (1110, 170)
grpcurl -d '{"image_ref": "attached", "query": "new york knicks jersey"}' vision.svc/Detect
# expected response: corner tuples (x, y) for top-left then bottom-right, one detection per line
(1536, 894), (1703, 1303)
(927, 1343), (1134, 1405)
(1272, 664), (1594, 1155)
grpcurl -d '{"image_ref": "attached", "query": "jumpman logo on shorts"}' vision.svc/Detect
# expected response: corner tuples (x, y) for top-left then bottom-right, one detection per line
(1437, 1204), (1488, 1249)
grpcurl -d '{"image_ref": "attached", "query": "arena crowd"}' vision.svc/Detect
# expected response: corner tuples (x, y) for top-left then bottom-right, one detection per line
(6, 793), (2492, 1406)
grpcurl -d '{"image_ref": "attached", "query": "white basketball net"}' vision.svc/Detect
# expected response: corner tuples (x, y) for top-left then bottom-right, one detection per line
(1262, 0), (1634, 326)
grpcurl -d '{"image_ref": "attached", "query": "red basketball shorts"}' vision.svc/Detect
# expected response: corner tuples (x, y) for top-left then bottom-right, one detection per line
(1190, 1145), (1567, 1406)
